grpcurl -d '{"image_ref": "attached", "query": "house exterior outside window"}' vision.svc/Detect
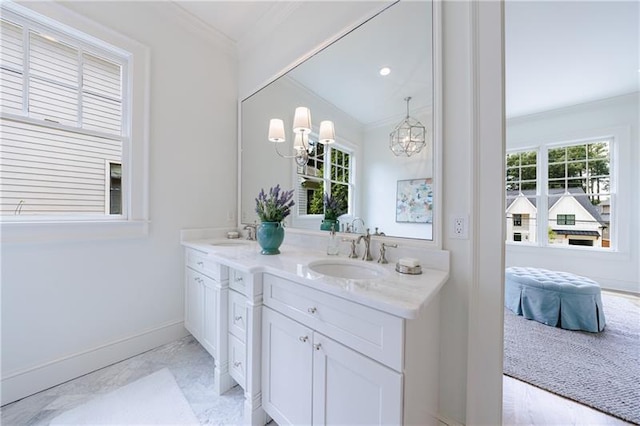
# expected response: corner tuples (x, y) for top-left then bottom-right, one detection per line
(505, 150), (537, 243)
(0, 3), (143, 226)
(506, 139), (612, 250)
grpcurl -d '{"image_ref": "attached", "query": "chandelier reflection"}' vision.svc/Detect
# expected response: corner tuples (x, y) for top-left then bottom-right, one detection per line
(389, 97), (427, 157)
(268, 107), (335, 166)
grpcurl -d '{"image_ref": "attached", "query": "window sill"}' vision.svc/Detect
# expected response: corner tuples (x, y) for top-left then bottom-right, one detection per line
(1, 220), (149, 244)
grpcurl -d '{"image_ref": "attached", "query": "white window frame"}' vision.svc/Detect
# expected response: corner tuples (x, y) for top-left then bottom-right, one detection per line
(506, 136), (616, 252)
(292, 140), (356, 229)
(0, 1), (149, 243)
(505, 147), (539, 246)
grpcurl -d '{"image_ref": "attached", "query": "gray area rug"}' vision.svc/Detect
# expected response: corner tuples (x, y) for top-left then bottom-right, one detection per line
(504, 292), (640, 424)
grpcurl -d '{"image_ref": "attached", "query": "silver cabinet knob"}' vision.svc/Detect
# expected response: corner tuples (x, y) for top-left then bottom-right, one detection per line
(299, 336), (308, 343)
(308, 307), (317, 314)
(197, 261), (204, 266)
(234, 361), (241, 367)
(235, 315), (243, 322)
(314, 343), (322, 351)
(235, 276), (243, 282)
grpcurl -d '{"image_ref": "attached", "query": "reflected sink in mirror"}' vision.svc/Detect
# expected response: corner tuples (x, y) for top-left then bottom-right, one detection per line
(307, 259), (388, 280)
(209, 240), (252, 247)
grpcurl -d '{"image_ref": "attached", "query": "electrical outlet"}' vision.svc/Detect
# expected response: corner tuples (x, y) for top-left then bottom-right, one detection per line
(451, 216), (468, 239)
(227, 210), (235, 222)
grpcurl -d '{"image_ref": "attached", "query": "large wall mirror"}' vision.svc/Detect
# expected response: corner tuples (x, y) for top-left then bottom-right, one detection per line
(240, 0), (440, 241)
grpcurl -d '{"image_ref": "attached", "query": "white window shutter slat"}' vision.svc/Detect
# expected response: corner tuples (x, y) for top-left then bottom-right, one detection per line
(28, 78), (78, 125)
(0, 118), (122, 215)
(82, 53), (122, 135)
(0, 20), (23, 70)
(1, 69), (23, 113)
(1, 20), (24, 113)
(29, 32), (78, 86)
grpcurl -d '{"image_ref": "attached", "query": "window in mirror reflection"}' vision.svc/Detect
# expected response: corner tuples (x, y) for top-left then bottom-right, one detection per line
(296, 144), (352, 219)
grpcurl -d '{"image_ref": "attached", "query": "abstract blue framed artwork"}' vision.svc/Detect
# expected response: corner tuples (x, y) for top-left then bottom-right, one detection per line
(396, 178), (433, 223)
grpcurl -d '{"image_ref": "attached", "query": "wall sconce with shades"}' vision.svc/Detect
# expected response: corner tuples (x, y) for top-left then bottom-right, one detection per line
(389, 97), (428, 157)
(268, 107), (336, 166)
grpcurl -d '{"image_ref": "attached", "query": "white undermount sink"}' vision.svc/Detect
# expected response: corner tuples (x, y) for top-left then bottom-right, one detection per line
(307, 259), (388, 280)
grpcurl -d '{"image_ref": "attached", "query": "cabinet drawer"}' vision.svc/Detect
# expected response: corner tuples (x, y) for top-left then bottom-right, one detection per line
(229, 289), (247, 341)
(229, 269), (248, 295)
(263, 274), (404, 371)
(229, 333), (246, 388)
(185, 249), (228, 281)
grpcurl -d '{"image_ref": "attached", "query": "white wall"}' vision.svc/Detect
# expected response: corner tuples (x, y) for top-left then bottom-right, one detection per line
(362, 114), (433, 239)
(506, 93), (640, 293)
(1, 1), (237, 404)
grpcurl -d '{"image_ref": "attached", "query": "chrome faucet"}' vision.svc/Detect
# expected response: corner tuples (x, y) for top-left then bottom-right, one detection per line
(377, 242), (397, 264)
(244, 223), (257, 241)
(356, 228), (373, 261)
(342, 238), (359, 258)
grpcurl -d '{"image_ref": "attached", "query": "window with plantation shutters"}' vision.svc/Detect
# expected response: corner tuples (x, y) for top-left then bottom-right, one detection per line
(0, 11), (128, 219)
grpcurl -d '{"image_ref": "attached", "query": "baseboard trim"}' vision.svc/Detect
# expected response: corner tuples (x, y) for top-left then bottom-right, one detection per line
(1, 319), (188, 406)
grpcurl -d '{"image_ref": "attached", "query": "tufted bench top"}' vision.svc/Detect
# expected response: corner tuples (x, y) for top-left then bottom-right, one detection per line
(505, 266), (605, 332)
(506, 267), (602, 295)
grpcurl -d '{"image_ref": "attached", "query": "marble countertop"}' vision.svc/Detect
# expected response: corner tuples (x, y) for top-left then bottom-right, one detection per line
(182, 238), (449, 319)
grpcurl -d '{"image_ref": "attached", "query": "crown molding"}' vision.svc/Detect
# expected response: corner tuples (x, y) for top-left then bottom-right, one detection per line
(236, 2), (302, 57)
(164, 2), (236, 57)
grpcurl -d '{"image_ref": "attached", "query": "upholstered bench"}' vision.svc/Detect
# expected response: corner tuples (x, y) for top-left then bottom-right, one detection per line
(505, 266), (606, 332)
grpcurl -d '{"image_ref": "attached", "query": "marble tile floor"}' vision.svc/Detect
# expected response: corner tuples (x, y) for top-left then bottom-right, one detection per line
(1, 336), (245, 425)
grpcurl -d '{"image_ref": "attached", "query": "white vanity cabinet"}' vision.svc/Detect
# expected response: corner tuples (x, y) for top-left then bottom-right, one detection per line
(263, 307), (402, 426)
(228, 267), (268, 426)
(184, 248), (234, 394)
(228, 271), (249, 387)
(182, 238), (446, 426)
(262, 273), (421, 426)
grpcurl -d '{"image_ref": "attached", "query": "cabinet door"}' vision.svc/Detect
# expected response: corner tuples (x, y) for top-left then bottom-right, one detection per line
(312, 333), (403, 426)
(185, 268), (203, 340)
(262, 307), (313, 426)
(201, 281), (219, 355)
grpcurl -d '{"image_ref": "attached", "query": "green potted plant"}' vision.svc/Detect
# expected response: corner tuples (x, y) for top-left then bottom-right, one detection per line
(255, 185), (295, 254)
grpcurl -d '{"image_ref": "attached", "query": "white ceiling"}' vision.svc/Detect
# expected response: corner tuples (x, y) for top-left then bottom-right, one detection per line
(172, 1), (294, 45)
(175, 1), (639, 120)
(505, 1), (639, 118)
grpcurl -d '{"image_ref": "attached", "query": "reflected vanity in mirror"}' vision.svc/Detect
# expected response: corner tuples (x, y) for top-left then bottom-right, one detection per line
(240, 0), (440, 242)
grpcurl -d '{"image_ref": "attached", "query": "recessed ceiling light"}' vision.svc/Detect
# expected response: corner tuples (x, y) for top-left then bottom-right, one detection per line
(379, 67), (391, 76)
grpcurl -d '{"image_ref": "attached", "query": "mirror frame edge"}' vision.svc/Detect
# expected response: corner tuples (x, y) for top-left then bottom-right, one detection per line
(236, 0), (444, 249)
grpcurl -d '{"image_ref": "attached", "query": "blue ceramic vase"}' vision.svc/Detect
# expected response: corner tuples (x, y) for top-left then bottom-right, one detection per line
(320, 219), (338, 232)
(257, 222), (285, 255)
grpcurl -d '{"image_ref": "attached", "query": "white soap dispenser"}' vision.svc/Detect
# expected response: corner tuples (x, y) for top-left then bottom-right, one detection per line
(327, 224), (339, 255)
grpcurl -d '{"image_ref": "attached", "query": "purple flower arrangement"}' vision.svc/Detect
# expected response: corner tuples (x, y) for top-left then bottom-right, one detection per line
(255, 185), (295, 223)
(323, 193), (340, 220)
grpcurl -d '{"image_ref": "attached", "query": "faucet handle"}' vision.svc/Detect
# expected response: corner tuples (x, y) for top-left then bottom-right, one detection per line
(244, 223), (257, 240)
(342, 238), (359, 258)
(377, 243), (398, 264)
